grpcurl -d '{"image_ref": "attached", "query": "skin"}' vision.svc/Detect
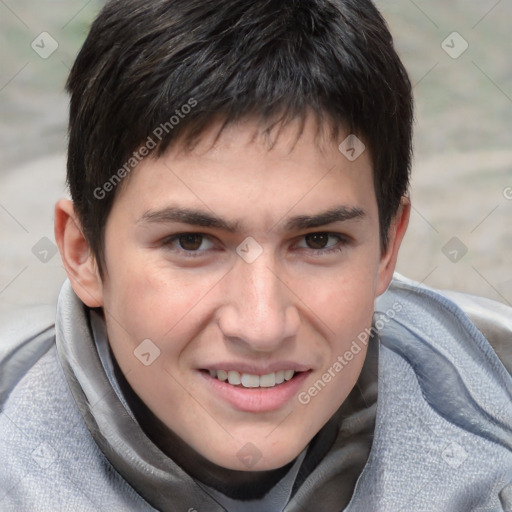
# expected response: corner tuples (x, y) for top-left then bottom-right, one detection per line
(55, 115), (409, 473)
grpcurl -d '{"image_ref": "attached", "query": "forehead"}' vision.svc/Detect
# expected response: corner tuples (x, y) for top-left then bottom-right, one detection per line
(112, 115), (377, 229)
(174, 113), (343, 157)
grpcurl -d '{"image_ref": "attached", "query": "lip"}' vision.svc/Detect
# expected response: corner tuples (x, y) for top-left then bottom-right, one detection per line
(199, 369), (311, 413)
(201, 361), (311, 374)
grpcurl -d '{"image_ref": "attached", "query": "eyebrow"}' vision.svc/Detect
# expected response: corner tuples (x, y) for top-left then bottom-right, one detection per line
(282, 206), (365, 231)
(138, 207), (239, 232)
(137, 205), (365, 232)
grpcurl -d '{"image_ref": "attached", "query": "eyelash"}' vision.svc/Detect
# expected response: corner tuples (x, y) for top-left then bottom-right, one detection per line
(161, 233), (215, 258)
(161, 232), (350, 257)
(297, 233), (350, 255)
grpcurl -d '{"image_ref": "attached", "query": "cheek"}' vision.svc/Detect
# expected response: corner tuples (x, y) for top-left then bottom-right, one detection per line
(293, 261), (377, 336)
(319, 292), (374, 379)
(107, 259), (196, 326)
(330, 283), (376, 336)
(102, 259), (225, 372)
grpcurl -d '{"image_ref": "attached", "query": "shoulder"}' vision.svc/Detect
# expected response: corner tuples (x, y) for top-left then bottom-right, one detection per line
(0, 304), (56, 408)
(347, 274), (512, 510)
(437, 287), (512, 375)
(0, 300), (154, 511)
(377, 273), (512, 376)
(374, 273), (512, 455)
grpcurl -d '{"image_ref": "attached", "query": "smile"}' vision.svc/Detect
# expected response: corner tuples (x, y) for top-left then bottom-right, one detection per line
(208, 369), (296, 388)
(200, 368), (311, 412)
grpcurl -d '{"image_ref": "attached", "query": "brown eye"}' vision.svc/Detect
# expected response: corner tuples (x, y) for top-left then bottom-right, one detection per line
(304, 233), (330, 249)
(178, 234), (203, 250)
(163, 233), (215, 254)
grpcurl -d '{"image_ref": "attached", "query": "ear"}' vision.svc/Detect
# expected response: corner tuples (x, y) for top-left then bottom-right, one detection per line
(375, 196), (410, 296)
(54, 199), (104, 308)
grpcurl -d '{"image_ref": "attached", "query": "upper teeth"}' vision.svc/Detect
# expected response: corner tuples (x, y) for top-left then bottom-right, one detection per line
(208, 369), (295, 388)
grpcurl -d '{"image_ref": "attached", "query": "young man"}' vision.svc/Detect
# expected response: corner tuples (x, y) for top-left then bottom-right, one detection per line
(1, 0), (512, 510)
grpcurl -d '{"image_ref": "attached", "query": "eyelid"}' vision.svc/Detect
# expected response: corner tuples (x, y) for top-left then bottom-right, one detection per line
(159, 230), (351, 257)
(162, 232), (217, 253)
(296, 231), (349, 244)
(294, 232), (352, 253)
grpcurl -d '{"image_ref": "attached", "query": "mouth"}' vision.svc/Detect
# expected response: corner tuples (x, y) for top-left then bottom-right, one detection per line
(199, 367), (311, 412)
(204, 369), (297, 389)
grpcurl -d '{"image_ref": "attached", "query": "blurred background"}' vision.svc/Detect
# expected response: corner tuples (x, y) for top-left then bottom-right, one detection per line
(1, 0), (511, 321)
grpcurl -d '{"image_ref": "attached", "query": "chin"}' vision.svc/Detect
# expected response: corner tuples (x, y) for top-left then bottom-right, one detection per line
(206, 439), (306, 472)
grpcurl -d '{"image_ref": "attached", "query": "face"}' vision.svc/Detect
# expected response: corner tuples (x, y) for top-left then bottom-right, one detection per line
(79, 117), (405, 471)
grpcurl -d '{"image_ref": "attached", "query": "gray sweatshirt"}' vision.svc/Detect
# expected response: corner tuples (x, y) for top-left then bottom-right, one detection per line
(1, 274), (512, 511)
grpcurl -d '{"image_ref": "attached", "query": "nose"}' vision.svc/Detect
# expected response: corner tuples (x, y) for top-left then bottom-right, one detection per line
(217, 253), (300, 352)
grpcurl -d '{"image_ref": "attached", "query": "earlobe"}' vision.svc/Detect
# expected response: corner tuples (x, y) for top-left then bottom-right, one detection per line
(54, 199), (104, 308)
(376, 196), (411, 296)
